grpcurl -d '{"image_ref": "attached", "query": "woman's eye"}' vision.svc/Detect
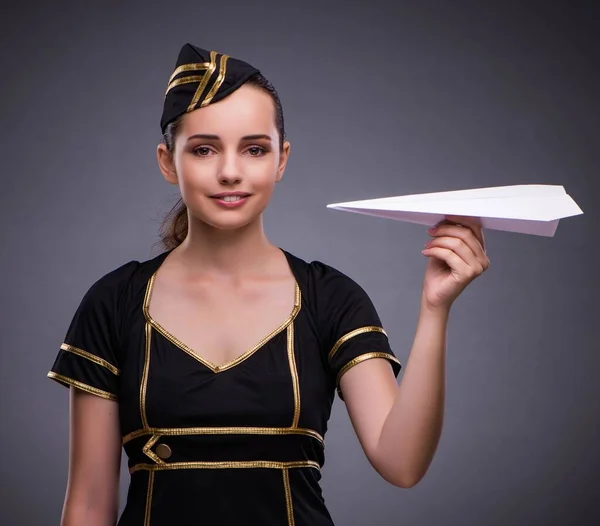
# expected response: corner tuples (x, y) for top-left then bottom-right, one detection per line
(193, 146), (212, 156)
(247, 146), (266, 156)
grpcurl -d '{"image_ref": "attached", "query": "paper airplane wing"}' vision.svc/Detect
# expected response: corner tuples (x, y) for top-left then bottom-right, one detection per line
(327, 185), (583, 236)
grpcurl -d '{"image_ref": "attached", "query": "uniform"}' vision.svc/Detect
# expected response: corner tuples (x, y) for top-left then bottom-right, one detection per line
(48, 249), (401, 525)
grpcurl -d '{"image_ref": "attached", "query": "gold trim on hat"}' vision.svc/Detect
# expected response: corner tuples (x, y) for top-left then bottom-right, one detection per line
(165, 75), (206, 96)
(201, 54), (229, 107)
(164, 53), (217, 100)
(168, 62), (211, 85)
(186, 50), (218, 112)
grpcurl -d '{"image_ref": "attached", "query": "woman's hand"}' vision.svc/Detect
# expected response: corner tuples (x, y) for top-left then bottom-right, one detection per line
(421, 215), (490, 312)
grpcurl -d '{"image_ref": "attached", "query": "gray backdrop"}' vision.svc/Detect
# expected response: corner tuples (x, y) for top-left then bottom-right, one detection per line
(2, 1), (598, 525)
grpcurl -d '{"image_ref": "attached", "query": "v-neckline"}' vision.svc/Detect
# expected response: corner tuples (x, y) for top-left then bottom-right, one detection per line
(142, 249), (302, 373)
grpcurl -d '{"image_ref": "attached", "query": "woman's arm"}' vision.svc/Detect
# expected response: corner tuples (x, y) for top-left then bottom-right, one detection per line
(340, 295), (448, 489)
(60, 389), (122, 526)
(341, 218), (487, 488)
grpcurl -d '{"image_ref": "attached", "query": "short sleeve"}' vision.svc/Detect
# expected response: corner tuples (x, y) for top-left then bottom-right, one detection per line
(312, 262), (402, 401)
(47, 262), (136, 401)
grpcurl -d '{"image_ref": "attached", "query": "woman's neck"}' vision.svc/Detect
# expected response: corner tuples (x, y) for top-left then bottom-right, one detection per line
(173, 215), (278, 279)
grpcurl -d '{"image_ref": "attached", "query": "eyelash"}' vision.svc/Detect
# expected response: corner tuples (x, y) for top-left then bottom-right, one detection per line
(192, 146), (268, 157)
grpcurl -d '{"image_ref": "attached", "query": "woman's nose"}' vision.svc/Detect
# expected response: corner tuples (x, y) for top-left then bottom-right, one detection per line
(217, 152), (242, 185)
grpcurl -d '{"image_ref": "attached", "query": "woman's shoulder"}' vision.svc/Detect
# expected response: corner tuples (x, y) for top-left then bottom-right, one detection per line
(283, 249), (363, 293)
(79, 250), (170, 305)
(284, 250), (386, 351)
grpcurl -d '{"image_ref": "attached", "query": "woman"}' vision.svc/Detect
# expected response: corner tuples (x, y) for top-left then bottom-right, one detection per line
(48, 43), (489, 526)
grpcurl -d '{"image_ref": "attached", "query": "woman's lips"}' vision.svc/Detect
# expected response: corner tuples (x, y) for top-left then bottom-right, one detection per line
(210, 195), (250, 208)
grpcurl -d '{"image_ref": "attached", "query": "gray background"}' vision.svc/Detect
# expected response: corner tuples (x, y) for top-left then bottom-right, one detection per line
(1, 1), (598, 525)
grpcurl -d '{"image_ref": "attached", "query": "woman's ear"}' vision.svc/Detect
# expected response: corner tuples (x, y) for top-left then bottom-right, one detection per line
(275, 140), (291, 183)
(157, 143), (178, 185)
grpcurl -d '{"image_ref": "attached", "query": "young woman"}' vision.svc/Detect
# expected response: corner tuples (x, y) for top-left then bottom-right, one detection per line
(48, 43), (489, 526)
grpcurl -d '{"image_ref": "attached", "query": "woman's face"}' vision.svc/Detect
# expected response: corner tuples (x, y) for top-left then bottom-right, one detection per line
(158, 85), (290, 231)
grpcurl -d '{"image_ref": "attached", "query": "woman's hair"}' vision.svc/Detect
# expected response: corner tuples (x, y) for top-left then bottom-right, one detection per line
(158, 73), (286, 251)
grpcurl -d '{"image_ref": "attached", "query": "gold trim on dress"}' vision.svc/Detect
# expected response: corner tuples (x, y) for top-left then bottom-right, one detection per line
(335, 352), (402, 400)
(47, 371), (117, 401)
(140, 322), (152, 429)
(142, 435), (166, 466)
(129, 459), (320, 474)
(122, 426), (324, 446)
(201, 54), (229, 107)
(60, 343), (120, 375)
(328, 326), (388, 360)
(144, 471), (154, 526)
(286, 323), (301, 428)
(186, 50), (218, 112)
(142, 273), (302, 373)
(283, 469), (295, 526)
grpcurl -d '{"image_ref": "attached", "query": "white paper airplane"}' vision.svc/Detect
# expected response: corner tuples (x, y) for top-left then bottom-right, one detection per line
(326, 184), (583, 236)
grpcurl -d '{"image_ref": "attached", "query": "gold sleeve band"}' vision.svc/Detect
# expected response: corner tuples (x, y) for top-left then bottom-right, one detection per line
(60, 343), (120, 375)
(335, 352), (402, 401)
(328, 326), (388, 361)
(47, 371), (117, 401)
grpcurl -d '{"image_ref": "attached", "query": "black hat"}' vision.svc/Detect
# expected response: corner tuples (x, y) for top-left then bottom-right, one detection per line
(160, 43), (261, 133)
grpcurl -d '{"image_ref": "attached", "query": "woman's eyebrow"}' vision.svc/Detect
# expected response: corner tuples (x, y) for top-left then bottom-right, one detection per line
(240, 134), (272, 141)
(186, 133), (272, 142)
(187, 134), (220, 141)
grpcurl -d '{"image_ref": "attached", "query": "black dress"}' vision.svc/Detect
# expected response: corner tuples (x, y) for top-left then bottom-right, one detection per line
(48, 249), (402, 526)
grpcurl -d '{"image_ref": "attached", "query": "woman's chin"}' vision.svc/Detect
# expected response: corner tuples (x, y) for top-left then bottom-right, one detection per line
(195, 214), (260, 232)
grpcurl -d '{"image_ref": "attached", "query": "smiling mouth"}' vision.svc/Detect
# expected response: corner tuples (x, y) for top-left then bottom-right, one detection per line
(212, 195), (249, 202)
(222, 195), (244, 202)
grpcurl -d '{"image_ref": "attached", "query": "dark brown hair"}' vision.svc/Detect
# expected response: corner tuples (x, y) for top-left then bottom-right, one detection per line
(158, 73), (286, 250)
